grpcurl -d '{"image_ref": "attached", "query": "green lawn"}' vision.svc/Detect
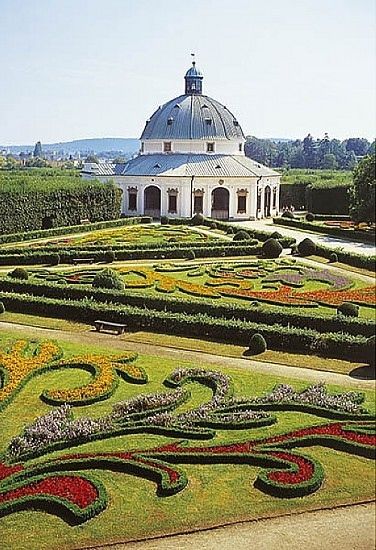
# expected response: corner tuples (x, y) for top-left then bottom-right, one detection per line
(0, 329), (375, 550)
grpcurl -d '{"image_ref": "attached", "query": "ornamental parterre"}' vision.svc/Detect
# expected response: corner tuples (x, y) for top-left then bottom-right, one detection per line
(0, 363), (375, 524)
(0, 339), (146, 410)
(28, 259), (376, 309)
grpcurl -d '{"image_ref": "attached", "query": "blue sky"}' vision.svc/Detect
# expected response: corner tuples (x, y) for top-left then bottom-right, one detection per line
(0, 0), (374, 144)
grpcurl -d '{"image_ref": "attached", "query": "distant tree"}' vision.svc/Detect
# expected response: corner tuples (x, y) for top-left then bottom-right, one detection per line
(33, 141), (43, 158)
(113, 156), (126, 163)
(349, 155), (375, 222)
(25, 157), (50, 168)
(85, 155), (99, 163)
(344, 138), (370, 157)
(302, 134), (317, 168)
(321, 153), (337, 169)
(4, 156), (18, 169)
(367, 141), (376, 156)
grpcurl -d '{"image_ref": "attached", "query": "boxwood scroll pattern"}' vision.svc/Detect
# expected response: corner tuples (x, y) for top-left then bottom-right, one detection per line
(0, 339), (146, 410)
(0, 420), (374, 524)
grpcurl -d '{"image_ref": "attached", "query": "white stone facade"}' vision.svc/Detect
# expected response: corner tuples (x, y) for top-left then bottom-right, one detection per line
(82, 61), (281, 221)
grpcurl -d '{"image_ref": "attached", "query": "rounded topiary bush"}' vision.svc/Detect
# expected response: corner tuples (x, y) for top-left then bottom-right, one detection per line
(104, 249), (116, 263)
(226, 227), (234, 235)
(262, 238), (283, 258)
(160, 215), (169, 225)
(297, 238), (316, 256)
(50, 253), (60, 266)
(0, 301), (5, 314)
(337, 302), (359, 317)
(329, 252), (338, 263)
(248, 333), (267, 355)
(282, 210), (295, 219)
(186, 250), (196, 260)
(92, 268), (124, 291)
(9, 267), (29, 280)
(191, 213), (204, 225)
(233, 230), (250, 241)
(306, 212), (315, 222)
(270, 231), (283, 240)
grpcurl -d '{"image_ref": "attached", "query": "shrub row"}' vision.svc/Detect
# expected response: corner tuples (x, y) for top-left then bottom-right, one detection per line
(274, 217), (375, 244)
(313, 214), (351, 221)
(168, 217), (296, 247)
(0, 243), (264, 265)
(0, 216), (151, 245)
(1, 238), (260, 256)
(314, 244), (376, 271)
(0, 278), (373, 337)
(0, 292), (370, 361)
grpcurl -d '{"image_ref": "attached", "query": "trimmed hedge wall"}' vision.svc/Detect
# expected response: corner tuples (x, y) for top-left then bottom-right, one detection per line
(0, 180), (124, 235)
(0, 278), (373, 337)
(305, 185), (350, 215)
(0, 292), (369, 361)
(274, 217), (375, 244)
(280, 183), (351, 214)
(0, 216), (151, 245)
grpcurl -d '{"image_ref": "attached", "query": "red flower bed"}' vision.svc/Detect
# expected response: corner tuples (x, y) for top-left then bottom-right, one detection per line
(0, 462), (23, 480)
(0, 475), (98, 509)
(267, 452), (314, 484)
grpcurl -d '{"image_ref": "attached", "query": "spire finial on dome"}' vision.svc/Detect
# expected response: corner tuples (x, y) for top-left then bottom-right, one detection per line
(185, 54), (203, 95)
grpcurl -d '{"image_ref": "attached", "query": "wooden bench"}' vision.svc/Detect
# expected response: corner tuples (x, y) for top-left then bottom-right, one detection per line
(72, 258), (95, 265)
(94, 320), (127, 335)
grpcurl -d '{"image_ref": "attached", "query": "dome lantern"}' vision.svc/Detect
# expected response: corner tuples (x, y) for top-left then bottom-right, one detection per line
(185, 60), (203, 95)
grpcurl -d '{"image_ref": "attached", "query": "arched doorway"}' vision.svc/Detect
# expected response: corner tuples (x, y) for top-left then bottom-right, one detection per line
(264, 186), (271, 217)
(211, 187), (229, 219)
(144, 185), (161, 218)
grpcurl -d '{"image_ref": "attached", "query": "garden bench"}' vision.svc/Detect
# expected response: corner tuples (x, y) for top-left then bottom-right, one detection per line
(72, 257), (95, 265)
(94, 320), (127, 335)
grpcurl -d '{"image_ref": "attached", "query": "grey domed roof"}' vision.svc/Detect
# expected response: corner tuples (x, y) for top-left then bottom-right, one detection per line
(140, 94), (245, 141)
(185, 64), (203, 77)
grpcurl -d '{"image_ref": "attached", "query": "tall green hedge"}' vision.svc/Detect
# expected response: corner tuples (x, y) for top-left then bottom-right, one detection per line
(0, 170), (122, 234)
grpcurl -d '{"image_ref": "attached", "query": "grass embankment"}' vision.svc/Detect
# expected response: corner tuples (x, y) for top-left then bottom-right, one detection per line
(0, 329), (374, 550)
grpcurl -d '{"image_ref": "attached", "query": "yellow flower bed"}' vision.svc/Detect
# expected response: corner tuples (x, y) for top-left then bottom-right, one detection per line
(0, 340), (62, 407)
(0, 340), (144, 409)
(43, 352), (142, 404)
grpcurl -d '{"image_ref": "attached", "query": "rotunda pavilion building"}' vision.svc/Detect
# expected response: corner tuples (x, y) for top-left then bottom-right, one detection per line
(82, 62), (281, 220)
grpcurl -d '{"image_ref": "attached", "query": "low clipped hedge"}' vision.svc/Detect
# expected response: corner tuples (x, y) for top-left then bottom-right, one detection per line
(0, 292), (370, 361)
(314, 244), (376, 271)
(0, 278), (373, 337)
(0, 242), (264, 265)
(273, 217), (376, 244)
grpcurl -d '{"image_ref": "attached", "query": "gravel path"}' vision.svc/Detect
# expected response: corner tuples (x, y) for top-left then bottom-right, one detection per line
(235, 219), (376, 256)
(0, 322), (373, 390)
(77, 502), (376, 550)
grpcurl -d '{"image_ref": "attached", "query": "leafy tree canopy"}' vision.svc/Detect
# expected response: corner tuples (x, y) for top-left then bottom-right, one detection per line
(349, 155), (376, 222)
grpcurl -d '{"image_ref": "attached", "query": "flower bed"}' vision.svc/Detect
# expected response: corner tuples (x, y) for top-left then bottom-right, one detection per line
(0, 339), (145, 410)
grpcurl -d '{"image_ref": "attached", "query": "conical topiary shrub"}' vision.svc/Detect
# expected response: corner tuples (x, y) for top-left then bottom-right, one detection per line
(262, 238), (283, 258)
(248, 333), (267, 355)
(297, 238), (316, 257)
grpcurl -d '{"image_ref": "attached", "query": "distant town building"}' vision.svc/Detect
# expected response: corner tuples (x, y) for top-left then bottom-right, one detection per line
(82, 61), (280, 219)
